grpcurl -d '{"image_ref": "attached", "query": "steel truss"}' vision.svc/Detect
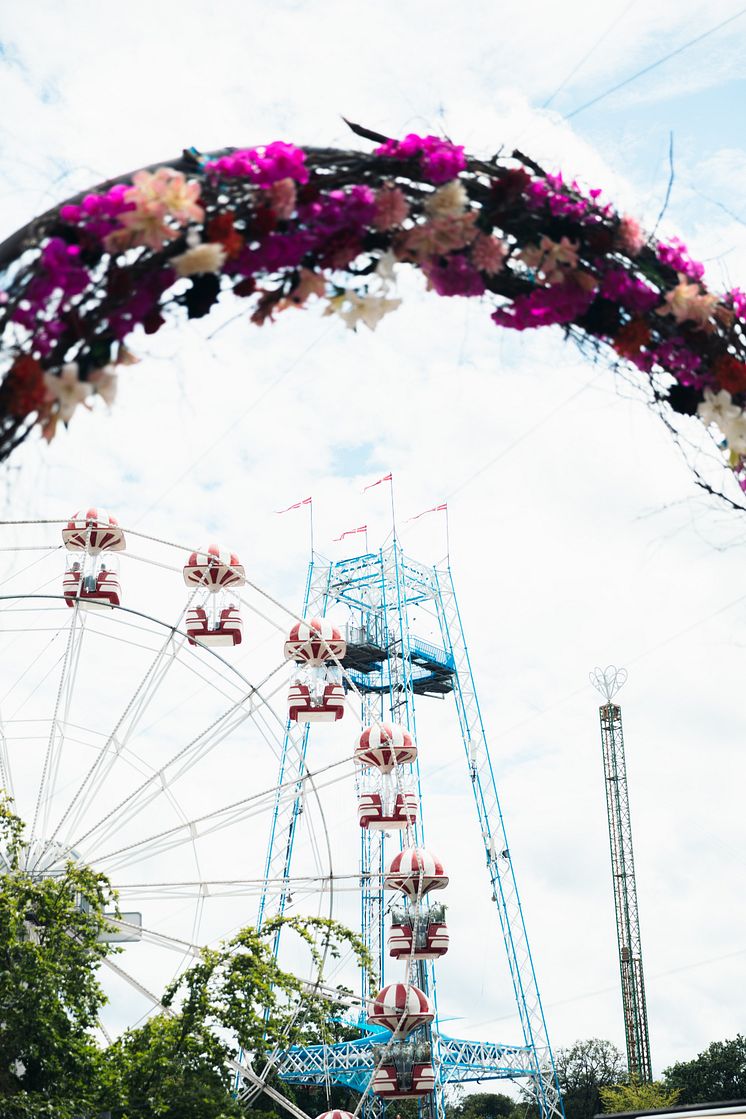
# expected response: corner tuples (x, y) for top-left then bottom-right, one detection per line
(254, 544), (563, 1119)
(591, 668), (652, 1083)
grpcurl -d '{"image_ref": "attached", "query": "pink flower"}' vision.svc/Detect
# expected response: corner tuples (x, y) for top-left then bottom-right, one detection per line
(656, 275), (717, 330)
(618, 215), (645, 257)
(106, 168), (204, 251)
(206, 142), (308, 185)
(373, 186), (410, 231)
(471, 233), (506, 275)
(519, 236), (579, 284)
(268, 178), (297, 220)
(397, 213), (477, 259)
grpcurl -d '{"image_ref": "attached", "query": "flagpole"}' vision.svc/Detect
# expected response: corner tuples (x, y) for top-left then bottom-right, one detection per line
(445, 503), (450, 565)
(389, 474), (397, 541)
(364, 525), (369, 553)
(309, 498), (314, 558)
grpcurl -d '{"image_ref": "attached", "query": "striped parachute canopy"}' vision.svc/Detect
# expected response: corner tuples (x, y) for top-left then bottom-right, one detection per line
(284, 616), (346, 665)
(385, 846), (448, 901)
(355, 722), (417, 772)
(367, 982), (434, 1036)
(62, 508), (125, 554)
(183, 545), (245, 590)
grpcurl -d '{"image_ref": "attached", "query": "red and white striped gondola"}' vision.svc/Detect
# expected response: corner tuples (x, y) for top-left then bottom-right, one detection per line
(62, 509), (124, 608)
(314, 1112), (357, 1119)
(387, 903), (449, 961)
(62, 508), (126, 554)
(371, 1046), (436, 1099)
(384, 847), (448, 901)
(358, 789), (418, 831)
(183, 546), (245, 648)
(285, 617), (346, 722)
(284, 617), (346, 665)
(354, 722), (418, 771)
(288, 677), (345, 723)
(367, 983), (434, 1036)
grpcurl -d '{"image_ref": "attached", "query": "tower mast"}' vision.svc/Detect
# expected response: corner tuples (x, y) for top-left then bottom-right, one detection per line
(590, 667), (652, 1083)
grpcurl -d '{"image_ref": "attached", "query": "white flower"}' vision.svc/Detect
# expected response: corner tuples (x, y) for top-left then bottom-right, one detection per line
(375, 250), (399, 289)
(89, 364), (118, 407)
(697, 388), (740, 432)
(720, 412), (746, 455)
(172, 242), (227, 278)
(44, 363), (92, 424)
(424, 180), (469, 219)
(11, 1059), (25, 1079)
(325, 291), (402, 332)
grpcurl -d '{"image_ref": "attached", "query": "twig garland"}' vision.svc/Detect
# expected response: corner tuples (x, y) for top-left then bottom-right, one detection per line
(1, 122), (745, 509)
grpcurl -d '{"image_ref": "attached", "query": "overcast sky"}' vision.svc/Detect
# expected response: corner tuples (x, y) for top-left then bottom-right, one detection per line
(1, 0), (746, 1090)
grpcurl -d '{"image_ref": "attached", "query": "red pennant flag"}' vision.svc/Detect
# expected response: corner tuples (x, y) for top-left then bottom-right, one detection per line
(276, 496), (312, 514)
(405, 503), (447, 523)
(334, 524), (367, 542)
(362, 472), (392, 493)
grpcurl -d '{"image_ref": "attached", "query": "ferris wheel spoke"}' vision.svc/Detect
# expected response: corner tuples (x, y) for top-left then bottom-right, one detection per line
(100, 954), (174, 1017)
(0, 711), (15, 800)
(94, 758), (353, 876)
(29, 603), (84, 855)
(45, 625), (187, 855)
(70, 665), (290, 863)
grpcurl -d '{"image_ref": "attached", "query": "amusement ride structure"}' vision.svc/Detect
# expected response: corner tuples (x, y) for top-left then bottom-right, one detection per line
(251, 541), (564, 1119)
(590, 667), (652, 1084)
(0, 509), (563, 1119)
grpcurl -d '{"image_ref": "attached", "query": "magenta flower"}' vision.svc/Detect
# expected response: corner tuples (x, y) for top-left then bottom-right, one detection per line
(206, 142), (309, 185)
(422, 254), (485, 297)
(652, 339), (709, 387)
(599, 269), (659, 314)
(375, 134), (466, 184)
(657, 238), (704, 282)
(491, 283), (594, 331)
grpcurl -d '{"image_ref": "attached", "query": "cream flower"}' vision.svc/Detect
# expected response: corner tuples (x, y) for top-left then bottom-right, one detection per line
(44, 363), (92, 424)
(697, 388), (741, 432)
(172, 242), (227, 277)
(720, 412), (746, 455)
(424, 180), (469, 219)
(324, 290), (402, 332)
(520, 236), (579, 284)
(89, 364), (118, 407)
(657, 275), (718, 329)
(107, 167), (204, 251)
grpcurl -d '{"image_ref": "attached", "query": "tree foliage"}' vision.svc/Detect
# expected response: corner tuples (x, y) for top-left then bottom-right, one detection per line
(449, 1091), (517, 1119)
(554, 1039), (627, 1119)
(98, 914), (371, 1118)
(0, 797), (117, 1118)
(663, 1035), (746, 1105)
(600, 1080), (681, 1112)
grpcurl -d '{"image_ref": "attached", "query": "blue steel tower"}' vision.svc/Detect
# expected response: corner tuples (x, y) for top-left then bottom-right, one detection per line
(252, 542), (563, 1119)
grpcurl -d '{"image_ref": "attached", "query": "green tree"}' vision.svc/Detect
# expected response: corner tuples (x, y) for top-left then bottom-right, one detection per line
(600, 1080), (681, 1112)
(99, 915), (372, 1119)
(663, 1035), (746, 1104)
(450, 1091), (517, 1119)
(0, 797), (117, 1119)
(554, 1039), (627, 1119)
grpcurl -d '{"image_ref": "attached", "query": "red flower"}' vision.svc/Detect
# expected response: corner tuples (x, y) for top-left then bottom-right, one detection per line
(613, 318), (650, 359)
(714, 353), (746, 395)
(206, 212), (244, 260)
(1, 355), (51, 418)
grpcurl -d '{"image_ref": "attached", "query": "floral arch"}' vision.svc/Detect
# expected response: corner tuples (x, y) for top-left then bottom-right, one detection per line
(1, 121), (745, 505)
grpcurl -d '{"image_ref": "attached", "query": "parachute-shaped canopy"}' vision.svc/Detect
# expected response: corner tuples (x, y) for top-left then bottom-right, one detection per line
(367, 983), (434, 1036)
(62, 508), (125, 554)
(284, 616), (346, 665)
(183, 545), (245, 590)
(314, 1113), (357, 1119)
(355, 722), (418, 771)
(385, 846), (448, 900)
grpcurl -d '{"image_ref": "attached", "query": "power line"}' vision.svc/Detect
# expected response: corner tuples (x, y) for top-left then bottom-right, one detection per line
(564, 6), (746, 120)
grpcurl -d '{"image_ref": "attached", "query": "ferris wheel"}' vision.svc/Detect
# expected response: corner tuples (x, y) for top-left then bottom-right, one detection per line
(0, 509), (360, 1046)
